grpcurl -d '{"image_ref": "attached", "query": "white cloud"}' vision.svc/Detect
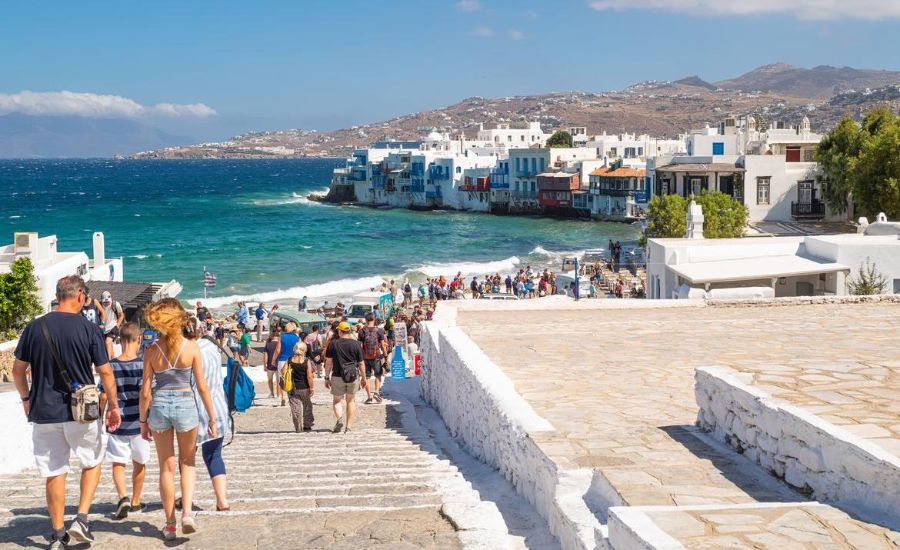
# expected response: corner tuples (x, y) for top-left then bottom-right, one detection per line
(457, 0), (482, 12)
(470, 26), (495, 37)
(588, 0), (900, 20)
(0, 91), (217, 118)
(508, 29), (526, 40)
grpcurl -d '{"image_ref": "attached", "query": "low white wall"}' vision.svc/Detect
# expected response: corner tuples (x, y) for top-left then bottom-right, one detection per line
(695, 367), (900, 529)
(420, 314), (604, 550)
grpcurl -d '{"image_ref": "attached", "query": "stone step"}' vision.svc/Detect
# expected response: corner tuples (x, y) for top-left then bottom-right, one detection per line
(0, 503), (443, 523)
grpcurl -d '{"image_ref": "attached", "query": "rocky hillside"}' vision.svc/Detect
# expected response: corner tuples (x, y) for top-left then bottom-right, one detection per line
(133, 63), (900, 160)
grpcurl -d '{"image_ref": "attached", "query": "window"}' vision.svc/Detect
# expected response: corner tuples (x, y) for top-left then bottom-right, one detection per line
(516, 158), (521, 172)
(757, 177), (771, 205)
(786, 146), (801, 162)
(520, 135), (525, 142)
(539, 158), (545, 172)
(609, 147), (617, 157)
(638, 147), (644, 157)
(456, 166), (461, 174)
(531, 158), (537, 174)
(712, 142), (725, 155)
(733, 181), (744, 202)
(803, 149), (815, 162)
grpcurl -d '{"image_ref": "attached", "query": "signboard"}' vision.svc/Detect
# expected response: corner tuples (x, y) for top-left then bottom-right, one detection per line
(393, 322), (408, 357)
(390, 345), (406, 379)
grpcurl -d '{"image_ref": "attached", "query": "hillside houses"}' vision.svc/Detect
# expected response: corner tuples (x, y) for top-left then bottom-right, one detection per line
(330, 116), (843, 224)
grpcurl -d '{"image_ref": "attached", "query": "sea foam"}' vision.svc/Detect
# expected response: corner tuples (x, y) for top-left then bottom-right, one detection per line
(195, 275), (385, 309)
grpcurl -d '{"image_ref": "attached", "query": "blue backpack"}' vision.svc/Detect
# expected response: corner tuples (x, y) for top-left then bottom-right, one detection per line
(225, 357), (255, 413)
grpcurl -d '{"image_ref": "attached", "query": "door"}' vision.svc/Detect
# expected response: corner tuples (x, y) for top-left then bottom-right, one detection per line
(798, 181), (813, 204)
(795, 281), (814, 296)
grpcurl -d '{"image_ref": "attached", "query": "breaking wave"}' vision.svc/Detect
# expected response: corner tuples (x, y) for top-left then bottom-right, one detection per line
(195, 275), (386, 309)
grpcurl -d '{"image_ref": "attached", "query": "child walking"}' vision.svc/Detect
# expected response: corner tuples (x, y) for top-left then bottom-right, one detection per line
(99, 322), (150, 519)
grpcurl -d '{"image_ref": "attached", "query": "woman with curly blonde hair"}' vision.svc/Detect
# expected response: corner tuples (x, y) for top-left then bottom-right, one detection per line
(138, 298), (217, 540)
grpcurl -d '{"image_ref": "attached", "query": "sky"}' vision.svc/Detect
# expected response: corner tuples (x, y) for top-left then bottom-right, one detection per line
(1, 0), (899, 140)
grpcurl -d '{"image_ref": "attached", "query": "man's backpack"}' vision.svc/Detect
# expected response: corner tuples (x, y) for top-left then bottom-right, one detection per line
(225, 357), (255, 413)
(361, 326), (382, 360)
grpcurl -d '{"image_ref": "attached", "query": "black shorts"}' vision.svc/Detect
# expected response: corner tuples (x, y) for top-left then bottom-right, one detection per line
(104, 326), (120, 340)
(365, 358), (384, 378)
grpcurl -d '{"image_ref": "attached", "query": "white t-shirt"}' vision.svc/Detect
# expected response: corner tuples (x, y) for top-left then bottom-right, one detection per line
(103, 301), (122, 333)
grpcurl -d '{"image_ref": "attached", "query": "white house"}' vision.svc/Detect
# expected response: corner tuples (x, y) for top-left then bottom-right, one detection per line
(651, 115), (838, 223)
(646, 209), (900, 299)
(0, 232), (124, 312)
(476, 121), (549, 149)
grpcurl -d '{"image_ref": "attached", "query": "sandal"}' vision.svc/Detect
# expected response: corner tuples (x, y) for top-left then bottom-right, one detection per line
(216, 505), (231, 512)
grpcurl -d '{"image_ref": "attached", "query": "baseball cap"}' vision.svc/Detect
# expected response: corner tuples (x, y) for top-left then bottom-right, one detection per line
(337, 321), (352, 332)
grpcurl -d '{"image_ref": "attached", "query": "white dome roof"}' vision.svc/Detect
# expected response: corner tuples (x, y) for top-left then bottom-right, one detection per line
(427, 129), (443, 141)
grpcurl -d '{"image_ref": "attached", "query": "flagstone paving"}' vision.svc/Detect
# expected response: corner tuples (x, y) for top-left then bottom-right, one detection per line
(636, 504), (900, 549)
(457, 302), (900, 511)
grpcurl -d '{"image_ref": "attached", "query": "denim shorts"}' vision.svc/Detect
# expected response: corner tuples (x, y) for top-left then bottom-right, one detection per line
(148, 390), (199, 433)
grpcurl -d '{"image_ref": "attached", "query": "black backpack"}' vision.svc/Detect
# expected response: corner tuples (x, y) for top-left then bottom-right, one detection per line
(341, 360), (359, 383)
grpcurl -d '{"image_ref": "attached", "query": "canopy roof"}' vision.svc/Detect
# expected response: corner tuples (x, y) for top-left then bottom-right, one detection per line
(669, 255), (849, 284)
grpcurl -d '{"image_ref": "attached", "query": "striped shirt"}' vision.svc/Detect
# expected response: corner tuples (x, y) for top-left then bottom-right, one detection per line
(100, 358), (144, 436)
(196, 338), (232, 445)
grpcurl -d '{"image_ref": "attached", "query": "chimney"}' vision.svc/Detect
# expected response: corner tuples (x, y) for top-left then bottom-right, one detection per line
(92, 232), (105, 267)
(685, 201), (705, 239)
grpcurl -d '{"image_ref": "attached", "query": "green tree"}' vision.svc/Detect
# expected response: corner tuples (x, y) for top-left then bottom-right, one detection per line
(546, 130), (573, 148)
(645, 194), (687, 240)
(854, 118), (900, 220)
(815, 116), (860, 216)
(0, 257), (43, 339)
(693, 191), (749, 238)
(816, 108), (900, 219)
(847, 258), (887, 295)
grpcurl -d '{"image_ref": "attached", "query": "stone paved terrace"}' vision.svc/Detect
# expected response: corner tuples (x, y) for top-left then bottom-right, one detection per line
(614, 503), (900, 549)
(454, 299), (900, 517)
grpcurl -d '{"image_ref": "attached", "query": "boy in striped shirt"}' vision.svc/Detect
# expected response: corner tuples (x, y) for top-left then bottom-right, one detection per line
(99, 322), (150, 520)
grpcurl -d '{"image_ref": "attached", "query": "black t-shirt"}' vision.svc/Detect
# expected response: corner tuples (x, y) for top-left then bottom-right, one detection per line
(197, 307), (210, 322)
(325, 337), (363, 378)
(15, 311), (109, 424)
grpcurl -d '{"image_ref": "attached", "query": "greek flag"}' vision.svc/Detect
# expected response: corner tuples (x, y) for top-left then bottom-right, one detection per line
(203, 270), (217, 288)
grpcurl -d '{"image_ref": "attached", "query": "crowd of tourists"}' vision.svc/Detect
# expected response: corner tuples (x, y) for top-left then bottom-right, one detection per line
(11, 274), (431, 548)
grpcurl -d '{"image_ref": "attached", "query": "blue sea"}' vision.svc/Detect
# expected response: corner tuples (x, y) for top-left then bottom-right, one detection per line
(1, 159), (640, 309)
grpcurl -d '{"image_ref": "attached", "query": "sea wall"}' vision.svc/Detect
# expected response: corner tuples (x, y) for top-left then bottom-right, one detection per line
(695, 366), (900, 528)
(419, 310), (603, 550)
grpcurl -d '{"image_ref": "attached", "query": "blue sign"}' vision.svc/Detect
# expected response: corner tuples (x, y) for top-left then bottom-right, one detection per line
(391, 345), (406, 379)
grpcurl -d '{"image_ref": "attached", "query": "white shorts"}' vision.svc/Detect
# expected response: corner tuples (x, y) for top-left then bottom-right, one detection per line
(277, 360), (287, 372)
(106, 433), (151, 465)
(33, 420), (107, 477)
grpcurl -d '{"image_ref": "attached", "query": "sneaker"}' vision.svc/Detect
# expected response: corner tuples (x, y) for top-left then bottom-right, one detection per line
(303, 427), (312, 432)
(130, 502), (147, 514)
(66, 518), (94, 544)
(281, 398), (286, 407)
(344, 427), (352, 434)
(364, 397), (374, 404)
(332, 420), (343, 433)
(374, 393), (383, 403)
(182, 515), (198, 535)
(114, 496), (130, 520)
(163, 522), (177, 541)
(48, 533), (69, 550)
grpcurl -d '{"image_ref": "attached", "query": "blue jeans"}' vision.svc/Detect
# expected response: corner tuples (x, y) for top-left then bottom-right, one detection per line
(148, 390), (199, 433)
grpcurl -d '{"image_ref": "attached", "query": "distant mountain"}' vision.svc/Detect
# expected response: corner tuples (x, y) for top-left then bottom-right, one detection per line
(0, 113), (191, 158)
(715, 63), (900, 99)
(133, 63), (900, 159)
(673, 75), (717, 90)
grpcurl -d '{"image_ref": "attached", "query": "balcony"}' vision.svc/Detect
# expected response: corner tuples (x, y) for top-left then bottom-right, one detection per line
(791, 201), (826, 221)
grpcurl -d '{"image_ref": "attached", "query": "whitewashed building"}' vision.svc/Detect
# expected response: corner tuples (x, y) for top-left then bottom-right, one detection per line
(651, 116), (840, 223)
(646, 210), (900, 299)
